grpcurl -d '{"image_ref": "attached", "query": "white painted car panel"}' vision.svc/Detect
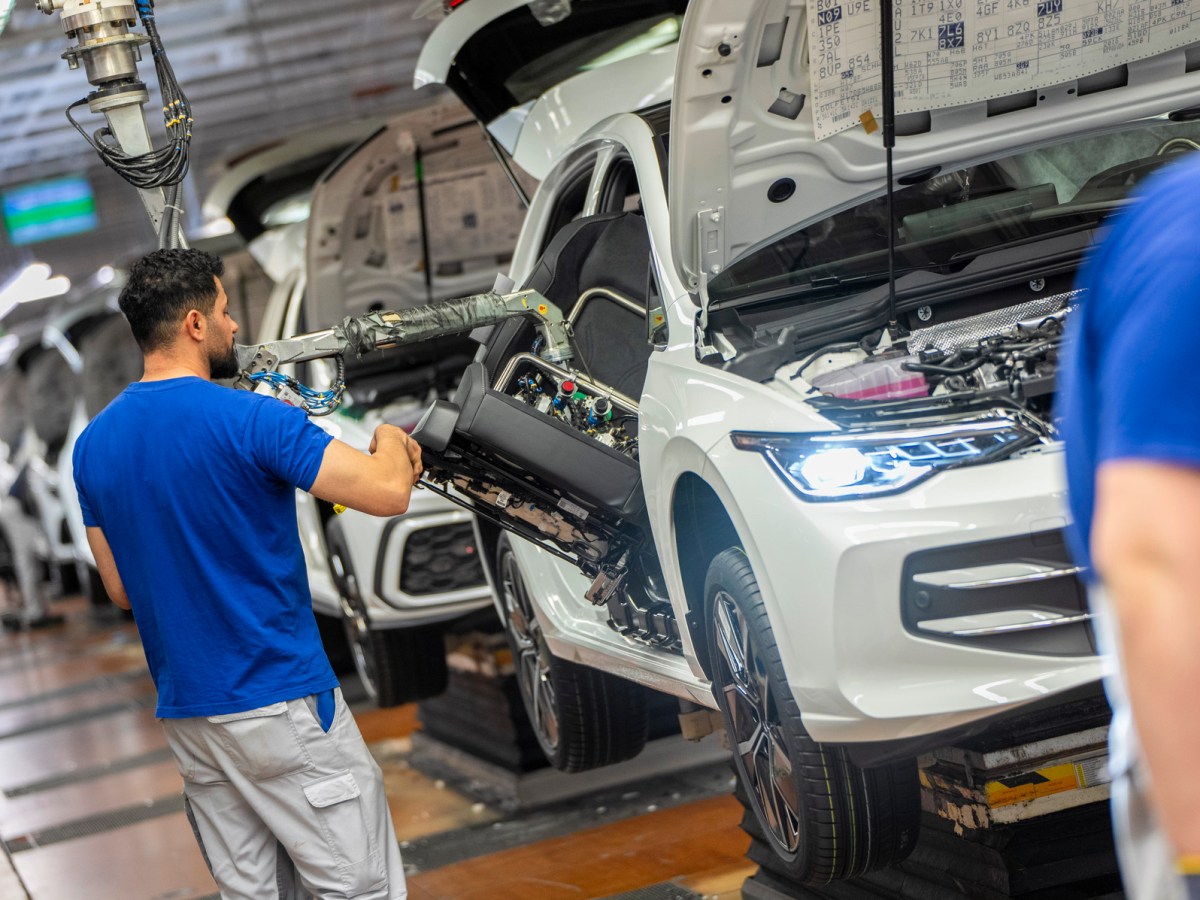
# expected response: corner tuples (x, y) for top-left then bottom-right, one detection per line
(57, 404), (92, 569)
(669, 0), (1200, 286)
(506, 47), (677, 181)
(415, 4), (676, 180)
(413, 0), (531, 90)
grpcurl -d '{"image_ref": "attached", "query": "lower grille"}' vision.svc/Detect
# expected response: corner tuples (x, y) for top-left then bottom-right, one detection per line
(399, 522), (486, 596)
(901, 530), (1095, 656)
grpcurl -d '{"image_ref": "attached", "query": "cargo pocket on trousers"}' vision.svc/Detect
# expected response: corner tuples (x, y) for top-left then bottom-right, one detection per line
(207, 702), (311, 781)
(302, 771), (386, 895)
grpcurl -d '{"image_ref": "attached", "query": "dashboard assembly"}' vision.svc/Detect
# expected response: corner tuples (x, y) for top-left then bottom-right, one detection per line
(412, 301), (679, 650)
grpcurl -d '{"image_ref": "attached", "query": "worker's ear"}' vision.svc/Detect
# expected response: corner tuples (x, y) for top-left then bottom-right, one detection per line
(183, 309), (205, 342)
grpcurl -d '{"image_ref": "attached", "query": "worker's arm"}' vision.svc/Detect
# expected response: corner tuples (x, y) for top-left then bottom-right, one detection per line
(1092, 460), (1200, 860)
(85, 526), (130, 610)
(308, 424), (423, 517)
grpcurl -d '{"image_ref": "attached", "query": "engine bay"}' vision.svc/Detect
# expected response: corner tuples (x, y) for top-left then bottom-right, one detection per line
(790, 289), (1079, 429)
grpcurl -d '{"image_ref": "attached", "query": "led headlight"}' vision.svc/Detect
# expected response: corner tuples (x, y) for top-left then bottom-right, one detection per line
(732, 415), (1040, 501)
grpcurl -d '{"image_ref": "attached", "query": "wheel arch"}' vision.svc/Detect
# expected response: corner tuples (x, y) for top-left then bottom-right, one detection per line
(670, 472), (741, 680)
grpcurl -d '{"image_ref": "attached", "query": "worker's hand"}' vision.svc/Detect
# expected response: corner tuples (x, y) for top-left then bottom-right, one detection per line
(406, 436), (424, 485)
(368, 423), (406, 455)
(369, 425), (422, 485)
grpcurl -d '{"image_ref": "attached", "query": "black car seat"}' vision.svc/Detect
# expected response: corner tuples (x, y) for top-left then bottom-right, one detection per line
(424, 211), (654, 520)
(480, 210), (653, 399)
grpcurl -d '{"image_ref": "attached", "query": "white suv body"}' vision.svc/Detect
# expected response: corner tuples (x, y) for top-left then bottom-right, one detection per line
(414, 0), (1200, 883)
(485, 112), (1099, 736)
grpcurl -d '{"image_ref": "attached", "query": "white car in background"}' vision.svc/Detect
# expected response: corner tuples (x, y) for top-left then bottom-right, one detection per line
(0, 283), (140, 607)
(408, 0), (1199, 883)
(0, 307), (60, 619)
(246, 101), (533, 705)
(3, 300), (88, 600)
(0, 279), (144, 610)
(47, 276), (144, 608)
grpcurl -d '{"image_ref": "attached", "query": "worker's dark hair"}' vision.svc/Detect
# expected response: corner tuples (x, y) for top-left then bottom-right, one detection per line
(118, 249), (225, 353)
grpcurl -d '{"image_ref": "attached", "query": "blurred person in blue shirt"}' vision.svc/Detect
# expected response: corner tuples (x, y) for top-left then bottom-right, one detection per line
(1060, 152), (1200, 900)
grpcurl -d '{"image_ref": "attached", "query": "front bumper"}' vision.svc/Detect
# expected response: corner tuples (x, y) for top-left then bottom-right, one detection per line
(335, 502), (493, 629)
(712, 439), (1106, 745)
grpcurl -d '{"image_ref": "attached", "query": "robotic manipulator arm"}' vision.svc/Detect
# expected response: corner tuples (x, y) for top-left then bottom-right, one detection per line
(37, 0), (193, 249)
(233, 289), (571, 416)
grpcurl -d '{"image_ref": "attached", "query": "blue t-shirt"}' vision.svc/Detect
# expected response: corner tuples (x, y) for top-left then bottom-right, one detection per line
(1059, 154), (1200, 576)
(73, 377), (337, 717)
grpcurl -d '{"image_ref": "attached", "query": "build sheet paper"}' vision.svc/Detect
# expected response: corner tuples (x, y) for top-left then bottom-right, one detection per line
(807, 0), (1200, 139)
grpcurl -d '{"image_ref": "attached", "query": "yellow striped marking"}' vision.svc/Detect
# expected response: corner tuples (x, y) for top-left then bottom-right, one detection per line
(985, 762), (1087, 809)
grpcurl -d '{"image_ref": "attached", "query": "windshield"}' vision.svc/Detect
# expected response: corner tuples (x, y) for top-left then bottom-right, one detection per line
(708, 119), (1200, 306)
(447, 0), (686, 125)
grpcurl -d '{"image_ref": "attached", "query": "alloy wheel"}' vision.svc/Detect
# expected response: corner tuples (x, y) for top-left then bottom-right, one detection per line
(499, 550), (560, 750)
(712, 589), (802, 854)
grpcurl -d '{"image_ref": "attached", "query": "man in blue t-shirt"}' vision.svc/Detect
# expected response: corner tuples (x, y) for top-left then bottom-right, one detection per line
(74, 249), (419, 899)
(1060, 154), (1200, 900)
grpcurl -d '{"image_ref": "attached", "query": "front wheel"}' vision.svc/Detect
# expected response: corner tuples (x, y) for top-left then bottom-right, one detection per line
(704, 547), (919, 884)
(496, 535), (648, 772)
(325, 521), (448, 706)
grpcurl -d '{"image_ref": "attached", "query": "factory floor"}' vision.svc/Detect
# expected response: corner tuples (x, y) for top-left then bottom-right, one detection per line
(0, 595), (754, 900)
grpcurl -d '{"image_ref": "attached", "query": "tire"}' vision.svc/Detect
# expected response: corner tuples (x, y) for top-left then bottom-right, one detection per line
(80, 315), (142, 419)
(315, 611), (356, 675)
(495, 535), (648, 772)
(325, 521), (448, 707)
(704, 547), (919, 884)
(82, 563), (110, 608)
(57, 561), (81, 597)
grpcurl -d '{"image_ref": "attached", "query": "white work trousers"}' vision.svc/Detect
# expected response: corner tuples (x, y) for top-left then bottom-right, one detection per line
(1090, 586), (1187, 900)
(161, 689), (407, 900)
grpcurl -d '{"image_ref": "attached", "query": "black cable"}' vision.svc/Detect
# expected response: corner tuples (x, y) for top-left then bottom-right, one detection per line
(903, 357), (987, 377)
(790, 341), (860, 382)
(65, 1), (192, 193)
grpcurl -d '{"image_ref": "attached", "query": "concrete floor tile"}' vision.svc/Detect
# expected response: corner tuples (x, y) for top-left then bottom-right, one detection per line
(11, 814), (215, 900)
(0, 761), (182, 841)
(0, 708), (166, 794)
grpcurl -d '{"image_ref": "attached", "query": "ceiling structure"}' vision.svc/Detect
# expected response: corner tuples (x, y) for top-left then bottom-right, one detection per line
(0, 0), (447, 284)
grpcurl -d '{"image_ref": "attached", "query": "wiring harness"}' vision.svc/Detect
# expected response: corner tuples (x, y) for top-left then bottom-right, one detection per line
(245, 357), (347, 417)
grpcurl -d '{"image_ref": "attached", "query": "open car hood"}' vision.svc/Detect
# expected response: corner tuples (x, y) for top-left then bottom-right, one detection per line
(414, 0), (684, 179)
(304, 99), (530, 327)
(201, 123), (380, 244)
(668, 0), (1200, 297)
